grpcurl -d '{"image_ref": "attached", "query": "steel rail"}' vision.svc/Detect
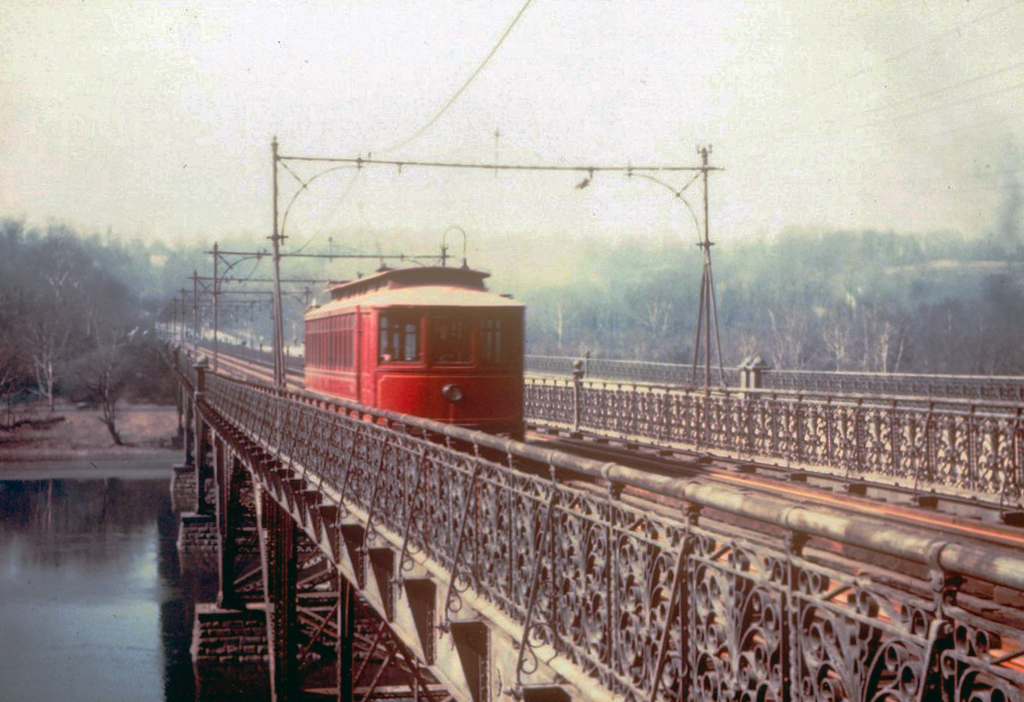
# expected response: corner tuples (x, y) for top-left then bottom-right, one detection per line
(544, 434), (1024, 551)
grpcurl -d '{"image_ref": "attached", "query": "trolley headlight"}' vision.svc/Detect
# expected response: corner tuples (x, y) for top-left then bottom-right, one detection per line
(441, 383), (463, 403)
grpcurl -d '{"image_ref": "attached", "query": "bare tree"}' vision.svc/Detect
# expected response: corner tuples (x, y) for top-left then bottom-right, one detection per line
(821, 295), (856, 371)
(71, 335), (131, 445)
(858, 301), (907, 373)
(767, 305), (813, 370)
(21, 309), (74, 411)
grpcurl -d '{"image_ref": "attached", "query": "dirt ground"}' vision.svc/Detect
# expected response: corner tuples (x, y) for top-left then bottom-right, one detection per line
(0, 399), (181, 464)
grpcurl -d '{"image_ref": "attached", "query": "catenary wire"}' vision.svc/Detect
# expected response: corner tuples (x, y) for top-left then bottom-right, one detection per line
(377, 0), (537, 156)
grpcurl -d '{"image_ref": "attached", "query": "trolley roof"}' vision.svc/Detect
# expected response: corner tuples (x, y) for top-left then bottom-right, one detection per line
(306, 266), (522, 320)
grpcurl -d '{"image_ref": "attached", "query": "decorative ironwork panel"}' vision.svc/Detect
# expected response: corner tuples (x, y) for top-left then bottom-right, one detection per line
(525, 378), (1024, 507)
(524, 355), (1024, 401)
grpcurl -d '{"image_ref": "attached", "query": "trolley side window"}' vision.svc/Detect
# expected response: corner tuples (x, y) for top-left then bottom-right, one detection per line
(307, 319), (320, 368)
(480, 317), (506, 364)
(430, 316), (472, 363)
(339, 313), (354, 370)
(378, 312), (421, 363)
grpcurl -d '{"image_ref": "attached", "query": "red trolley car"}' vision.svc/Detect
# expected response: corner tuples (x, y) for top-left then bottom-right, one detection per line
(304, 266), (525, 437)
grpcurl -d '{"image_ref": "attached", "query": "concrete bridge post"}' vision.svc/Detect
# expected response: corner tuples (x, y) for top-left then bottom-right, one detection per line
(571, 359), (584, 438)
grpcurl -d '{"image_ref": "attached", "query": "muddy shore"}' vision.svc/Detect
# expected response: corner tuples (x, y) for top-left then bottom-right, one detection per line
(0, 400), (181, 478)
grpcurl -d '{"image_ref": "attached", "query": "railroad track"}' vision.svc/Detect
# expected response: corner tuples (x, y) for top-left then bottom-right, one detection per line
(532, 433), (1024, 553)
(190, 345), (305, 389)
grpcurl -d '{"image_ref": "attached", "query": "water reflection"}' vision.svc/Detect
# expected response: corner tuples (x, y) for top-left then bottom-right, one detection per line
(0, 477), (211, 702)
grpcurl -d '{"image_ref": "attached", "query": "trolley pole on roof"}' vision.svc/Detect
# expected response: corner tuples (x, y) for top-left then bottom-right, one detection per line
(271, 137), (286, 388)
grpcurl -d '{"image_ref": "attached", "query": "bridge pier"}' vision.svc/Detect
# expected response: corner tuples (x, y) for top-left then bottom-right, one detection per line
(176, 361), (219, 572)
(191, 603), (270, 701)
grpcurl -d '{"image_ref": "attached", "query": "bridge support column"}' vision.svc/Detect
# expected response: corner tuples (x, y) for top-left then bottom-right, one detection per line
(194, 359), (213, 515)
(182, 385), (195, 466)
(194, 417), (213, 515)
(216, 445), (245, 610)
(259, 486), (299, 702)
(336, 575), (354, 702)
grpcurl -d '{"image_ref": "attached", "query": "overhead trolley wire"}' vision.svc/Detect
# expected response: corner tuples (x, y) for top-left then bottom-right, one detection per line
(862, 58), (1024, 116)
(802, 0), (1024, 104)
(730, 0), (1024, 148)
(287, 0), (537, 242)
(378, 0), (538, 155)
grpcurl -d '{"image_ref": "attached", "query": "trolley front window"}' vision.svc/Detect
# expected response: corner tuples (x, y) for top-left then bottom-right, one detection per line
(481, 317), (506, 364)
(379, 312), (421, 363)
(430, 317), (472, 363)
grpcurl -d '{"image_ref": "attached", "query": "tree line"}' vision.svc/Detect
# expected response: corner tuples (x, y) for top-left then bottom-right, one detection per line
(3, 214), (1022, 416)
(0, 219), (175, 443)
(521, 227), (1024, 375)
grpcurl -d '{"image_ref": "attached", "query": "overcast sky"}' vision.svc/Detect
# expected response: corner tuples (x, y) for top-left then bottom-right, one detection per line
(3, 1), (1024, 252)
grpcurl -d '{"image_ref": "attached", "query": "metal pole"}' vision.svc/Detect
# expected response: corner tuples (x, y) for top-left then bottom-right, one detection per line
(179, 289), (187, 346)
(701, 146), (711, 391)
(192, 270), (199, 350)
(168, 298), (176, 343)
(213, 242), (219, 372)
(271, 137), (286, 388)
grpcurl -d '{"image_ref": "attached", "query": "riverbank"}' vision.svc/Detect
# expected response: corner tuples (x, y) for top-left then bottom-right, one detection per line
(0, 400), (181, 477)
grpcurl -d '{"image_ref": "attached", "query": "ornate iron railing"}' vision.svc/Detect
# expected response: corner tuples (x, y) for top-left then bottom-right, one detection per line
(760, 369), (1024, 402)
(525, 355), (1024, 401)
(181, 355), (1024, 702)
(526, 377), (1024, 508)
(525, 354), (739, 386)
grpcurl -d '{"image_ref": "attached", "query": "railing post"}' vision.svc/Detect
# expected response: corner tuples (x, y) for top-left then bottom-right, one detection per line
(572, 360), (585, 437)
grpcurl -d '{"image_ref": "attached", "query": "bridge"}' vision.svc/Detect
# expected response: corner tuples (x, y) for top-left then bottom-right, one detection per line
(169, 346), (1024, 702)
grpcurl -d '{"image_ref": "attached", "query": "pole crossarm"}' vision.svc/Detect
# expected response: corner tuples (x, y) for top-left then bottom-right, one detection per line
(277, 153), (722, 175)
(192, 275), (326, 287)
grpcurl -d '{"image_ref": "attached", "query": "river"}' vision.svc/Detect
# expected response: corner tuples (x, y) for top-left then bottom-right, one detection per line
(0, 473), (213, 702)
